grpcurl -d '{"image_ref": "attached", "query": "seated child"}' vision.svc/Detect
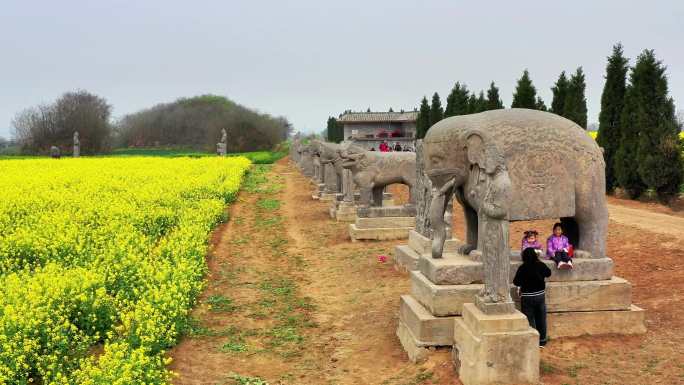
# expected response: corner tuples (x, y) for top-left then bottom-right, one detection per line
(521, 230), (543, 256)
(546, 222), (573, 269)
(514, 247), (552, 347)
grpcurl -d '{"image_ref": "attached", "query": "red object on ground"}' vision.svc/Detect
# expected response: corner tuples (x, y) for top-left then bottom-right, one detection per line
(568, 244), (574, 257)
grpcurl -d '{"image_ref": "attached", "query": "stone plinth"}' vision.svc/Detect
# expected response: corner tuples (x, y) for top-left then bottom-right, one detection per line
(397, 249), (646, 363)
(348, 205), (416, 241)
(453, 303), (539, 385)
(419, 253), (614, 285)
(394, 230), (462, 272)
(332, 200), (357, 221)
(411, 272), (634, 317)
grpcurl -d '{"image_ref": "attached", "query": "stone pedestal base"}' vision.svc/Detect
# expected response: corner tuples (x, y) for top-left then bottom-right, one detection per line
(311, 183), (325, 200)
(349, 216), (415, 241)
(453, 303), (539, 385)
(394, 230), (462, 271)
(397, 248), (646, 363)
(332, 201), (357, 222)
(319, 192), (338, 202)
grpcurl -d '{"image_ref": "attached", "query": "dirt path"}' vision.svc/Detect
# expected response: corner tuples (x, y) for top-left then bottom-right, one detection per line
(607, 203), (684, 237)
(170, 160), (684, 385)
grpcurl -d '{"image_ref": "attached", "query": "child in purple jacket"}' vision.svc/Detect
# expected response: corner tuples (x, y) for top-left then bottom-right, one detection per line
(547, 223), (573, 269)
(521, 230), (543, 256)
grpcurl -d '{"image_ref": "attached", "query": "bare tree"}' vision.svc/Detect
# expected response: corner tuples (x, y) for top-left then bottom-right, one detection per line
(11, 90), (111, 154)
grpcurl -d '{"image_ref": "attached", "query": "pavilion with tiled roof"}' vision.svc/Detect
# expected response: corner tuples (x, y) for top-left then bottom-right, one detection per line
(337, 110), (418, 150)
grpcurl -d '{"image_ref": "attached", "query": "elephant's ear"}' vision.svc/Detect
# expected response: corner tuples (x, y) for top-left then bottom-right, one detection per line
(464, 130), (487, 170)
(465, 129), (504, 174)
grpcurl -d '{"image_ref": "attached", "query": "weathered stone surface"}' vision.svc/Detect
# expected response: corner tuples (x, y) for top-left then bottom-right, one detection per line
(394, 245), (421, 272)
(423, 109), (608, 259)
(323, 163), (338, 193)
(356, 205), (416, 218)
(396, 321), (430, 363)
(398, 295), (453, 346)
(453, 304), (539, 385)
(334, 201), (357, 222)
(299, 145), (314, 176)
(355, 216), (415, 229)
(407, 230), (462, 256)
(411, 272), (633, 316)
(415, 140), (432, 237)
(547, 304), (646, 337)
(419, 254), (614, 285)
(73, 131), (80, 158)
(397, 295), (645, 360)
(340, 145), (416, 207)
(349, 224), (413, 241)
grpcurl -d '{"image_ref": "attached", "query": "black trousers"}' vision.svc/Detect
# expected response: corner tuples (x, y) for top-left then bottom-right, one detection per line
(552, 250), (571, 265)
(521, 293), (547, 346)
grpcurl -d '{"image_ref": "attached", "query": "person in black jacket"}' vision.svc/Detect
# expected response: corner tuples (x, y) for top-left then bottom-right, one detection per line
(514, 247), (552, 347)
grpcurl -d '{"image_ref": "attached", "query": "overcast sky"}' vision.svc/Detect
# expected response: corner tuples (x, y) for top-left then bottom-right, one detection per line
(1, 0), (682, 138)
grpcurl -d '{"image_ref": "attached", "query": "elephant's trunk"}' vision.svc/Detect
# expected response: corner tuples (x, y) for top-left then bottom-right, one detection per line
(430, 179), (455, 259)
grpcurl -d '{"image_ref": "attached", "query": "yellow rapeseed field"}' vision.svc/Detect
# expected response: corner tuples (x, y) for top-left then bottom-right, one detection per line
(0, 156), (251, 384)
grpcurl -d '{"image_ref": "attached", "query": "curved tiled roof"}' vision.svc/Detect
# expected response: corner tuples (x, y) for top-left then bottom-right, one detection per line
(338, 111), (418, 123)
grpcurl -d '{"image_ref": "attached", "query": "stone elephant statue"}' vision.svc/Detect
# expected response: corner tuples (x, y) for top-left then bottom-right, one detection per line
(340, 145), (416, 207)
(424, 108), (607, 259)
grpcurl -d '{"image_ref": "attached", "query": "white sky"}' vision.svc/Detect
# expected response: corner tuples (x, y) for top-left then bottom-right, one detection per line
(1, 0), (682, 138)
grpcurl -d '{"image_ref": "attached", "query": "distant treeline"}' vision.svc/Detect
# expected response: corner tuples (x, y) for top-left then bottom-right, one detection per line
(11, 93), (291, 154)
(115, 95), (291, 152)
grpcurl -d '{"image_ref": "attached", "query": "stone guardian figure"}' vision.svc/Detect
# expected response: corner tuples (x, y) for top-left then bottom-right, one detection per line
(73, 131), (80, 157)
(217, 129), (228, 156)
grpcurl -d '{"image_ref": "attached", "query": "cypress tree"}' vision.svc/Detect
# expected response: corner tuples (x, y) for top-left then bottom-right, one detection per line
(467, 93), (479, 114)
(326, 116), (343, 143)
(445, 82), (470, 117)
(630, 50), (682, 201)
(511, 69), (538, 109)
(550, 71), (569, 115)
(486, 82), (504, 110)
(597, 43), (629, 192)
(416, 96), (431, 139)
(535, 97), (548, 111)
(476, 91), (487, 113)
(429, 92), (444, 126)
(564, 67), (588, 128)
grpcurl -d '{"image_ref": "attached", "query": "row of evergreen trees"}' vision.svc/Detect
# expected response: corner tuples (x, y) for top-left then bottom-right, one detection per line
(416, 68), (590, 138)
(416, 82), (505, 138)
(414, 43), (682, 201)
(597, 44), (682, 201)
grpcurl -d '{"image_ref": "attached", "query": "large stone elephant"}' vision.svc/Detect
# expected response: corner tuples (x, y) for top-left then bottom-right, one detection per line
(424, 108), (607, 259)
(341, 145), (416, 207)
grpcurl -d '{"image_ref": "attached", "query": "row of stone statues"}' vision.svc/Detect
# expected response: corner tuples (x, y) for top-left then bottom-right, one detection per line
(290, 109), (643, 385)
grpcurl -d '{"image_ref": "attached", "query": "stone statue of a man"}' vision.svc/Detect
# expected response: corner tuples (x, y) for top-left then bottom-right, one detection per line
(73, 131), (80, 157)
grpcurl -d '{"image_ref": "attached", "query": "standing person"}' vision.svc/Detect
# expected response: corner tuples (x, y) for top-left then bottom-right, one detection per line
(546, 223), (573, 269)
(513, 247), (552, 347)
(379, 140), (390, 152)
(394, 142), (402, 151)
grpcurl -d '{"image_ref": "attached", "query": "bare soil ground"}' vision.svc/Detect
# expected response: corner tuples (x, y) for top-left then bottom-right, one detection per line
(169, 160), (684, 385)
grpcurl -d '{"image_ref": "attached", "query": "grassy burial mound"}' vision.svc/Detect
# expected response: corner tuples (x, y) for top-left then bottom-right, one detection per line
(0, 156), (251, 384)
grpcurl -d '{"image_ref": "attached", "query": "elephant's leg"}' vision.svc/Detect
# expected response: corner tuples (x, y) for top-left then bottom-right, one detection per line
(454, 188), (478, 254)
(574, 167), (609, 257)
(359, 187), (373, 207)
(430, 186), (454, 258)
(372, 186), (384, 207)
(461, 202), (479, 255)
